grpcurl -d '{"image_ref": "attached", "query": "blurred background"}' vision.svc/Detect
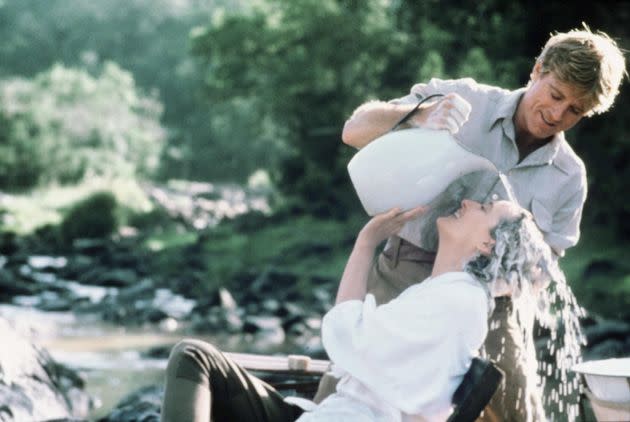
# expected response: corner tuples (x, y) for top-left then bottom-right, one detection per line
(0, 0), (628, 420)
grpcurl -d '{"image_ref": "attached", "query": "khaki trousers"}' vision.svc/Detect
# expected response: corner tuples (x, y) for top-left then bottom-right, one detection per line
(314, 237), (544, 421)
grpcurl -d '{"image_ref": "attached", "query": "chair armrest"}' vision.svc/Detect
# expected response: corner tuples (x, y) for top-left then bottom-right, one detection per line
(447, 358), (504, 422)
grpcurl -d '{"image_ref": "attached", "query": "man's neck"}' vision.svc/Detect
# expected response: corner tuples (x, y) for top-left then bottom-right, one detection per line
(512, 99), (553, 162)
(515, 130), (551, 162)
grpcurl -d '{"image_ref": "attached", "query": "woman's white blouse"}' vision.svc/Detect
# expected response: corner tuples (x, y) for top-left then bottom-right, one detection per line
(296, 271), (490, 422)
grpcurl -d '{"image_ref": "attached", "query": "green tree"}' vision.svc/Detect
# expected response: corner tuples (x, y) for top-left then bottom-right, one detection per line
(0, 0), (271, 183)
(0, 62), (165, 189)
(191, 0), (403, 216)
(189, 0), (543, 216)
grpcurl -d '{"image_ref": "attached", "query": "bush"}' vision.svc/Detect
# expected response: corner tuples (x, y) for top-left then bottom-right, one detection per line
(0, 63), (165, 190)
(60, 191), (118, 242)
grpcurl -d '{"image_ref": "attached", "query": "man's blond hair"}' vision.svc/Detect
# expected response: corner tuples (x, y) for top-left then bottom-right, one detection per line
(537, 26), (627, 116)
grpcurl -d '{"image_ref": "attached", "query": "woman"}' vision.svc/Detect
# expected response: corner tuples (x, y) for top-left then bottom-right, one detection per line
(160, 199), (555, 422)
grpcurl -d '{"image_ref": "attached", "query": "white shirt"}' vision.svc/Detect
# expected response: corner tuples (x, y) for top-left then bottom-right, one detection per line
(295, 272), (490, 422)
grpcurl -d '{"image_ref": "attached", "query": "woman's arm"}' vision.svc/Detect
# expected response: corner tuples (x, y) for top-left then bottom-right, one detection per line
(335, 206), (426, 304)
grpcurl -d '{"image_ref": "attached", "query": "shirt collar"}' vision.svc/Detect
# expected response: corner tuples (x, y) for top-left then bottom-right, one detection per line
(489, 87), (566, 170)
(487, 87), (526, 130)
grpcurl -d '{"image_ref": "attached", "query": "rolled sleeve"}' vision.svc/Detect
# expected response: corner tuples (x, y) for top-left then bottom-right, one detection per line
(547, 184), (587, 256)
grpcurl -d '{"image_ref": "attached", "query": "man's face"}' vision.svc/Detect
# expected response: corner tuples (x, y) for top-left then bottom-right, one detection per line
(516, 63), (589, 141)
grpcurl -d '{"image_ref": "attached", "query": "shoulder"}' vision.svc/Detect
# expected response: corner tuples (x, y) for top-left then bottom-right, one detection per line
(425, 272), (489, 312)
(410, 78), (508, 102)
(553, 139), (587, 188)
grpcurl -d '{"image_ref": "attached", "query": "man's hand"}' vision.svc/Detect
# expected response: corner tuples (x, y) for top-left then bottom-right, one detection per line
(357, 206), (427, 250)
(407, 93), (472, 134)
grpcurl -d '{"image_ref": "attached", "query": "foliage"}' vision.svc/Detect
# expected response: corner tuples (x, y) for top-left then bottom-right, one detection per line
(0, 0), (277, 183)
(561, 226), (630, 321)
(60, 191), (119, 242)
(188, 0), (535, 216)
(191, 0), (630, 234)
(0, 63), (165, 189)
(200, 213), (363, 292)
(0, 178), (153, 235)
(191, 0), (402, 217)
(1, 0), (628, 235)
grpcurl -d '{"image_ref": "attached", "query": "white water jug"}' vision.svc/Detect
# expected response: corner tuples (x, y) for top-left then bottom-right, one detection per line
(347, 128), (497, 216)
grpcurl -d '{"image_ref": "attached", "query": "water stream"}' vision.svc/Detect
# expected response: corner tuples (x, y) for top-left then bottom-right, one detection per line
(0, 304), (250, 418)
(1, 300), (318, 419)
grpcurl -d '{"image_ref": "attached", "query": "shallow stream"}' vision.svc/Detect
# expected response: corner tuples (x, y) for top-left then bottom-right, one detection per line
(0, 303), (296, 419)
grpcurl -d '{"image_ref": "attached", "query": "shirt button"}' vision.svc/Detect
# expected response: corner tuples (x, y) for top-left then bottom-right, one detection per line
(492, 193), (499, 201)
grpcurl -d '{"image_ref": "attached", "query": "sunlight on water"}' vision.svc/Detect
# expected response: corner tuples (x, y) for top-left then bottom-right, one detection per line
(497, 172), (517, 203)
(496, 175), (586, 421)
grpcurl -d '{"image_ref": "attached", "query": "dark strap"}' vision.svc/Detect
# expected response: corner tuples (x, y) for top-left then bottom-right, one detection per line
(447, 357), (504, 422)
(389, 93), (445, 132)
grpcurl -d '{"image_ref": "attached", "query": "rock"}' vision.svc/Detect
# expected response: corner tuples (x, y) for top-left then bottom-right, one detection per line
(246, 269), (299, 300)
(190, 307), (243, 334)
(583, 319), (630, 346)
(217, 287), (238, 311)
(0, 231), (20, 255)
(27, 255), (68, 272)
(0, 317), (92, 421)
(72, 238), (111, 255)
(243, 315), (284, 338)
(79, 266), (139, 287)
(93, 269), (139, 287)
(190, 287), (239, 315)
(60, 254), (97, 280)
(142, 345), (174, 360)
(262, 298), (281, 314)
(276, 302), (305, 318)
(0, 269), (38, 301)
(116, 278), (155, 301)
(37, 296), (76, 312)
(145, 308), (169, 323)
(97, 384), (163, 422)
(583, 338), (630, 361)
(312, 286), (333, 311)
(158, 317), (179, 332)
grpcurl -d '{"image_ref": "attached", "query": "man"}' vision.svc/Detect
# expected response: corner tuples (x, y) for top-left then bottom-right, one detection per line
(317, 27), (626, 421)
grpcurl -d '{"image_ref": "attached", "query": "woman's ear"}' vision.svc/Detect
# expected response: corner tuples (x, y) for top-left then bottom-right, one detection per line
(476, 238), (496, 256)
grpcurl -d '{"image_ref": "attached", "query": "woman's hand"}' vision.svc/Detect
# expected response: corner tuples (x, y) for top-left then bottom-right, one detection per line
(335, 206), (428, 304)
(357, 206), (428, 250)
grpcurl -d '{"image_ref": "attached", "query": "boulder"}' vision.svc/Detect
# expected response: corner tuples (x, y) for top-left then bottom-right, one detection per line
(97, 385), (162, 422)
(0, 317), (92, 421)
(0, 269), (38, 302)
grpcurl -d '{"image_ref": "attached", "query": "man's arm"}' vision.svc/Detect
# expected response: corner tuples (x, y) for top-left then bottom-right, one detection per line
(341, 93), (472, 149)
(341, 101), (421, 149)
(546, 185), (587, 256)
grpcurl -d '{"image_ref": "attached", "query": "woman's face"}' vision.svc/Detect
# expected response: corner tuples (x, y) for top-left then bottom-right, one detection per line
(437, 199), (519, 254)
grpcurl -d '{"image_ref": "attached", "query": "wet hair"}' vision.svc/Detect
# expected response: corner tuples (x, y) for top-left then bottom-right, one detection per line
(464, 210), (585, 416)
(464, 211), (559, 299)
(536, 25), (627, 116)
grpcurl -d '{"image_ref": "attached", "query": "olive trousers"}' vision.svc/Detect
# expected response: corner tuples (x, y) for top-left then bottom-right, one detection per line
(161, 339), (303, 422)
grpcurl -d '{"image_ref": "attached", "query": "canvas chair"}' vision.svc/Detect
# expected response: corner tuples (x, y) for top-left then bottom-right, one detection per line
(229, 353), (504, 421)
